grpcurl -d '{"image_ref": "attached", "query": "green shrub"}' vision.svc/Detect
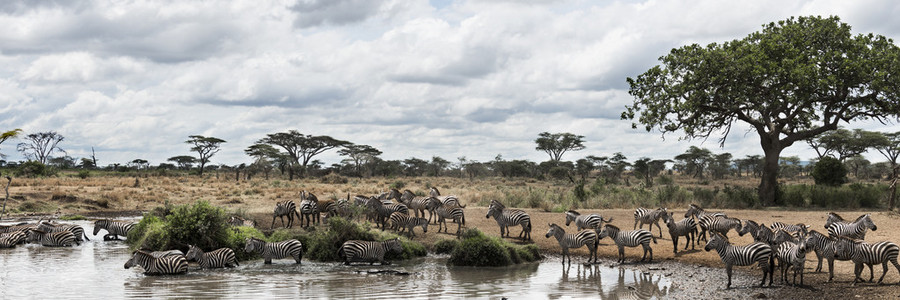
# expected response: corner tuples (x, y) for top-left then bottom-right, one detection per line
(812, 156), (847, 186)
(433, 239), (460, 254)
(390, 180), (406, 190)
(16, 161), (55, 177)
(77, 170), (90, 179)
(292, 217), (427, 262)
(447, 228), (541, 267)
(59, 214), (87, 221)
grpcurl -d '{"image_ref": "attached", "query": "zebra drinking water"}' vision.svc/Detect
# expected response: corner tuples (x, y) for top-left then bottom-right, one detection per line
(704, 232), (774, 289)
(485, 200), (531, 241)
(633, 207), (667, 238)
(125, 250), (189, 275)
(185, 245), (238, 269)
(597, 224), (656, 263)
(662, 212), (697, 254)
(338, 238), (403, 265)
(93, 219), (135, 241)
(545, 223), (598, 264)
(244, 237), (303, 264)
(565, 210), (612, 231)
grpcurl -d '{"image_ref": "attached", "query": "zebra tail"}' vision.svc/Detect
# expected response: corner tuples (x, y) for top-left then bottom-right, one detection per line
(651, 234), (657, 244)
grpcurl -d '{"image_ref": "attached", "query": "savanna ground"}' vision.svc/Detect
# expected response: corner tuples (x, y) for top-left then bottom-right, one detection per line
(3, 172), (900, 299)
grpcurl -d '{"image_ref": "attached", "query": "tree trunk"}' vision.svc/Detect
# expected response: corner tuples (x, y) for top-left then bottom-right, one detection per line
(758, 143), (783, 207)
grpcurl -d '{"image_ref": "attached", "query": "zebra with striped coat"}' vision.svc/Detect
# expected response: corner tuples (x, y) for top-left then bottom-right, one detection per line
(93, 219), (136, 241)
(228, 216), (256, 227)
(0, 222), (38, 234)
(827, 213), (877, 240)
(400, 190), (432, 221)
(26, 229), (76, 247)
(806, 230), (851, 282)
(771, 222), (809, 237)
(662, 212), (697, 254)
(433, 205), (466, 237)
(389, 212), (428, 238)
(485, 200), (532, 241)
(338, 238), (403, 265)
(186, 245), (238, 269)
(367, 197), (409, 230)
(565, 210), (612, 231)
(834, 237), (900, 285)
(704, 232), (774, 289)
(38, 222), (89, 244)
(738, 219), (763, 241)
(775, 232), (811, 286)
(545, 223), (598, 264)
(706, 216), (744, 238)
(429, 187), (465, 207)
(125, 250), (188, 275)
(633, 207), (667, 238)
(0, 230), (27, 248)
(684, 204), (727, 242)
(598, 224), (656, 263)
(299, 191), (320, 228)
(271, 200), (301, 229)
(824, 212), (858, 237)
(244, 237), (303, 264)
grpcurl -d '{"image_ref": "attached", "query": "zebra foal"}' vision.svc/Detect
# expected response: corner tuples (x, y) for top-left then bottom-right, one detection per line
(598, 224), (656, 263)
(633, 207), (666, 238)
(545, 223), (598, 264)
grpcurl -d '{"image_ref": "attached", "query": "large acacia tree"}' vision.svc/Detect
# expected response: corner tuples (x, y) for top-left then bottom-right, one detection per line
(535, 132), (585, 162)
(623, 16), (900, 206)
(17, 131), (65, 164)
(185, 135), (226, 176)
(258, 130), (348, 179)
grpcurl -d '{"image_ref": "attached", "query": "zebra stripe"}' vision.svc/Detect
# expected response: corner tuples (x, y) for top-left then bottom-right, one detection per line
(389, 212), (428, 238)
(186, 245), (238, 269)
(775, 234), (810, 286)
(662, 212), (697, 254)
(685, 204), (727, 242)
(633, 207), (667, 238)
(244, 237), (303, 264)
(704, 232), (774, 288)
(835, 238), (900, 285)
(827, 214), (877, 240)
(400, 190), (432, 221)
(545, 223), (598, 264)
(485, 200), (531, 241)
(93, 219), (136, 240)
(706, 217), (743, 238)
(770, 222), (809, 236)
(806, 230), (850, 282)
(738, 220), (763, 241)
(38, 222), (89, 243)
(271, 200), (301, 229)
(299, 191), (320, 228)
(26, 229), (76, 247)
(434, 206), (466, 237)
(565, 210), (612, 231)
(338, 238), (403, 265)
(0, 222), (38, 234)
(125, 250), (189, 275)
(757, 225), (796, 249)
(366, 197), (409, 230)
(598, 224), (656, 263)
(0, 230), (27, 248)
(429, 187), (465, 208)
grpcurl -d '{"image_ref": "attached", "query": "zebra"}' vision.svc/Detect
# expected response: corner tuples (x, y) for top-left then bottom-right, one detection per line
(738, 219), (763, 241)
(565, 210), (612, 232)
(485, 200), (532, 241)
(827, 213), (877, 240)
(806, 230), (851, 282)
(185, 245), (238, 269)
(429, 187), (466, 208)
(244, 237), (303, 264)
(388, 212), (428, 238)
(835, 238), (900, 285)
(38, 222), (89, 244)
(775, 232), (811, 286)
(706, 217), (743, 238)
(0, 222), (38, 234)
(377, 189), (403, 205)
(324, 194), (354, 220)
(338, 238), (404, 265)
(93, 219), (136, 241)
(125, 250), (189, 275)
(597, 224), (656, 263)
(355, 194), (377, 222)
(545, 223), (598, 264)
(271, 200), (301, 229)
(824, 212), (854, 236)
(770, 222), (809, 237)
(26, 229), (76, 247)
(366, 197), (409, 230)
(661, 212), (697, 254)
(227, 216), (256, 227)
(400, 189), (432, 221)
(0, 230), (27, 248)
(633, 207), (666, 238)
(704, 232), (774, 289)
(299, 191), (320, 228)
(757, 225), (797, 249)
(433, 205), (466, 237)
(684, 204), (727, 242)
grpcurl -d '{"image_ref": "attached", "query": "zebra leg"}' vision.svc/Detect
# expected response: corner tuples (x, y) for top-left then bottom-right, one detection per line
(618, 245), (625, 263)
(827, 258), (835, 282)
(867, 263), (874, 282)
(647, 243), (653, 262)
(264, 257), (273, 265)
(877, 262), (888, 284)
(814, 250), (823, 272)
(852, 263), (862, 285)
(726, 264), (733, 289)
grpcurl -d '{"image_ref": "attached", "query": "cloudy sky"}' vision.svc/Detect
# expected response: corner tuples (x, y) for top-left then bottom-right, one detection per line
(1, 0), (898, 167)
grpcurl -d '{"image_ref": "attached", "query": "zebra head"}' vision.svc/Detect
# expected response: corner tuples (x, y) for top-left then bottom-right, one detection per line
(244, 237), (264, 253)
(564, 211), (579, 226)
(545, 223), (563, 239)
(486, 201), (502, 219)
(755, 224), (773, 243)
(429, 187), (441, 197)
(597, 224), (619, 240)
(424, 197), (442, 211)
(704, 232), (727, 252)
(824, 212), (846, 229)
(685, 204), (700, 218)
(125, 250), (151, 269)
(858, 214), (876, 231)
(185, 244), (202, 262)
(833, 236), (860, 260)
(739, 220), (759, 238)
(385, 238), (403, 254)
(93, 219), (108, 236)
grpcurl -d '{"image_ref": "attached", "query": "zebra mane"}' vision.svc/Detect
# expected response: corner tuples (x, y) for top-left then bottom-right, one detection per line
(604, 224), (620, 231)
(566, 210), (580, 216)
(828, 212), (845, 221)
(808, 230), (831, 240)
(854, 214), (869, 222)
(430, 187), (441, 195)
(744, 219), (758, 227)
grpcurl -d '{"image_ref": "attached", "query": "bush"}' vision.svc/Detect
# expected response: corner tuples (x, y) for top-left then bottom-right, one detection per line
(812, 156), (847, 186)
(77, 170), (90, 179)
(433, 239), (460, 254)
(16, 161), (55, 177)
(287, 217), (427, 262)
(390, 180), (406, 190)
(319, 173), (348, 184)
(447, 228), (541, 267)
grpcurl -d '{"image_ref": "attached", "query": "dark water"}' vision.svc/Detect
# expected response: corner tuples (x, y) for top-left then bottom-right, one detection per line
(0, 220), (669, 299)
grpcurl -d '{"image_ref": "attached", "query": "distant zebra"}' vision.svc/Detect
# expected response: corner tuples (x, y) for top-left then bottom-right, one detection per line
(125, 250), (189, 275)
(228, 216), (256, 227)
(706, 217), (743, 238)
(835, 238), (900, 285)
(704, 232), (774, 289)
(38, 222), (89, 244)
(807, 230), (851, 282)
(545, 223), (598, 264)
(565, 210), (612, 231)
(485, 200), (532, 241)
(775, 233), (811, 286)
(338, 238), (403, 265)
(433, 206), (466, 237)
(662, 212), (697, 254)
(271, 200), (301, 229)
(685, 204), (727, 242)
(324, 194), (354, 220)
(389, 212), (428, 238)
(400, 190), (432, 221)
(299, 191), (320, 228)
(186, 245), (238, 269)
(597, 224), (656, 263)
(0, 230), (27, 248)
(366, 197), (409, 230)
(93, 219), (135, 241)
(26, 229), (76, 247)
(827, 213), (877, 240)
(244, 237), (303, 264)
(633, 207), (666, 238)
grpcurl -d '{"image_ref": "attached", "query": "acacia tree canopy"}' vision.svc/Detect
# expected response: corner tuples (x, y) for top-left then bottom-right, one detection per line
(185, 135), (226, 176)
(534, 132), (586, 162)
(623, 16), (900, 205)
(17, 131), (65, 164)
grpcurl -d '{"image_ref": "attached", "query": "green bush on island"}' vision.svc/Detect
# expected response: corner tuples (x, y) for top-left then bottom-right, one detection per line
(447, 228), (541, 267)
